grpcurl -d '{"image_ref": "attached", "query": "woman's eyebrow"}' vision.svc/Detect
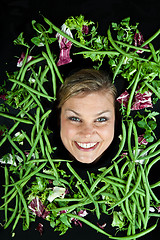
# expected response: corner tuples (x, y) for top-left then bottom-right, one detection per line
(95, 110), (112, 116)
(65, 109), (81, 116)
(65, 109), (111, 117)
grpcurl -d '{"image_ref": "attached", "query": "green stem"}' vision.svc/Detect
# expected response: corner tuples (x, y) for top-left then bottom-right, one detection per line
(43, 16), (94, 51)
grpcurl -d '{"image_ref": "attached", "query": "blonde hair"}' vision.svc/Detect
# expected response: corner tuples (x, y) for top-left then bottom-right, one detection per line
(58, 69), (117, 108)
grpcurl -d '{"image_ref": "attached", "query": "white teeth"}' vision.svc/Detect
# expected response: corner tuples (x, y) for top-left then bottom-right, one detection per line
(76, 142), (97, 149)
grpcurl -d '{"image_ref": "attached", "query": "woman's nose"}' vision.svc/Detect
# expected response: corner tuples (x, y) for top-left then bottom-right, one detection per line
(80, 123), (95, 138)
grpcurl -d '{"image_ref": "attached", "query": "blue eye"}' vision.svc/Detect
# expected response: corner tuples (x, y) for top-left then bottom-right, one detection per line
(96, 117), (108, 122)
(68, 116), (81, 122)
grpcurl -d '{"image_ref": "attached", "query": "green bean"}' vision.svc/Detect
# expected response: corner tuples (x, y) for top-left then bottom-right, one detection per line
(137, 149), (160, 161)
(7, 162), (46, 187)
(43, 34), (64, 84)
(12, 212), (21, 232)
(50, 199), (91, 213)
(17, 98), (34, 115)
(4, 194), (19, 229)
(0, 180), (27, 208)
(11, 48), (30, 91)
(27, 119), (46, 161)
(127, 119), (134, 161)
(125, 198), (133, 223)
(90, 158), (123, 192)
(111, 223), (157, 239)
(19, 57), (45, 83)
(76, 184), (86, 198)
(144, 143), (159, 167)
(131, 203), (136, 236)
(107, 28), (149, 63)
(102, 177), (127, 190)
(54, 197), (85, 202)
(43, 16), (94, 51)
(40, 109), (52, 122)
(137, 138), (160, 159)
(149, 213), (160, 217)
(146, 155), (160, 176)
(36, 107), (45, 158)
(42, 51), (56, 98)
(1, 187), (15, 199)
(35, 172), (69, 186)
(112, 120), (126, 162)
(127, 223), (132, 236)
(19, 109), (35, 122)
(141, 28), (160, 48)
(22, 163), (34, 178)
(40, 65), (50, 83)
(36, 23), (63, 85)
(0, 121), (19, 146)
(145, 176), (160, 203)
(43, 129), (52, 154)
(132, 122), (139, 160)
(140, 165), (150, 229)
(67, 162), (100, 219)
(107, 167), (141, 211)
(74, 50), (119, 56)
(30, 67), (49, 96)
(133, 193), (146, 228)
(125, 162), (136, 194)
(9, 78), (54, 101)
(113, 55), (126, 82)
(4, 166), (9, 222)
(115, 41), (151, 53)
(145, 81), (160, 99)
(147, 49), (160, 61)
(151, 180), (160, 188)
(120, 161), (129, 178)
(45, 146), (59, 179)
(67, 213), (112, 237)
(18, 94), (31, 108)
(7, 134), (26, 161)
(112, 185), (129, 221)
(149, 43), (158, 63)
(103, 175), (144, 194)
(13, 180), (30, 228)
(24, 158), (70, 164)
(99, 192), (117, 200)
(113, 161), (120, 178)
(93, 183), (110, 198)
(0, 112), (33, 124)
(126, 66), (141, 116)
(21, 130), (32, 146)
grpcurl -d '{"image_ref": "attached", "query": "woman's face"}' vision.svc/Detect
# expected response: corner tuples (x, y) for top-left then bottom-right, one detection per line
(60, 91), (115, 164)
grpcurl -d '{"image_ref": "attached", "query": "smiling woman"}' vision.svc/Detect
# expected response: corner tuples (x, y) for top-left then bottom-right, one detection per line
(58, 69), (118, 163)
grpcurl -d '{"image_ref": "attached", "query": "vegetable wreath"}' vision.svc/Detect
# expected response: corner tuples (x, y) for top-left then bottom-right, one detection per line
(0, 15), (160, 239)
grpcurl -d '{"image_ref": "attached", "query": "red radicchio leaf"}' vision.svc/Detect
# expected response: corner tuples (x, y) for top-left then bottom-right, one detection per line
(35, 223), (44, 236)
(134, 32), (148, 53)
(57, 38), (72, 66)
(117, 90), (152, 111)
(138, 135), (148, 145)
(82, 25), (89, 34)
(28, 197), (50, 219)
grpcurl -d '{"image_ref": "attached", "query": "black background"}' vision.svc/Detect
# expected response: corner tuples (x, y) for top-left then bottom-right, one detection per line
(0, 0), (160, 239)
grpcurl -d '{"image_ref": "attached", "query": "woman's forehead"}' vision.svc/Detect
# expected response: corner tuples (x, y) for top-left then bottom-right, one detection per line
(61, 91), (115, 113)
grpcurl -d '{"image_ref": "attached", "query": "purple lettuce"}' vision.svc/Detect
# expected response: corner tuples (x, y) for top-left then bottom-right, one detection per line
(56, 24), (73, 66)
(134, 32), (148, 53)
(17, 52), (34, 67)
(28, 197), (50, 219)
(117, 89), (153, 110)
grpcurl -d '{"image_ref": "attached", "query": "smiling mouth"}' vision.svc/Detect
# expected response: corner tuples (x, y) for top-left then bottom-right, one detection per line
(74, 141), (99, 151)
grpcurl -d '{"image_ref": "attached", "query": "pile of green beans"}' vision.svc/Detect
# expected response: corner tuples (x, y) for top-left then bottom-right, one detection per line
(0, 15), (160, 239)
